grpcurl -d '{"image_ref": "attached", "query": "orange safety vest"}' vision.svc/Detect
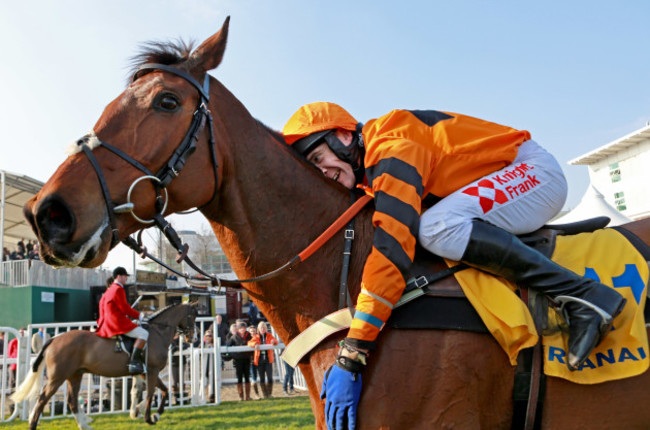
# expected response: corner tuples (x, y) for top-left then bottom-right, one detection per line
(349, 109), (530, 342)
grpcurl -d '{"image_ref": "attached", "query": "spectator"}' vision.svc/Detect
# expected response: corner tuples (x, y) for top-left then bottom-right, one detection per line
(2, 247), (10, 262)
(8, 328), (25, 388)
(0, 332), (4, 355)
(210, 314), (229, 371)
(283, 360), (296, 395)
(248, 322), (279, 398)
(26, 240), (34, 255)
(248, 301), (259, 327)
(214, 314), (229, 347)
(204, 330), (214, 346)
(31, 243), (40, 260)
(247, 325), (260, 399)
(203, 330), (215, 402)
(226, 322), (252, 401)
(17, 238), (25, 258)
(31, 327), (51, 353)
(226, 323), (237, 343)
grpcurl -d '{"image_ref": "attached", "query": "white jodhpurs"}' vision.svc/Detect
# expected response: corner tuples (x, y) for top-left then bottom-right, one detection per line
(419, 140), (567, 261)
(124, 326), (149, 341)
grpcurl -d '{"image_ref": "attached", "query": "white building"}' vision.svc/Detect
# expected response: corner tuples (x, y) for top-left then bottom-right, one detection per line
(569, 124), (650, 220)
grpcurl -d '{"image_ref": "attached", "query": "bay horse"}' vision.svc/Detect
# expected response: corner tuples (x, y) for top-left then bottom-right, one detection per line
(22, 18), (650, 428)
(12, 303), (196, 429)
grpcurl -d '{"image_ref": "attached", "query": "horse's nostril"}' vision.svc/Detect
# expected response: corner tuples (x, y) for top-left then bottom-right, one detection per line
(35, 196), (76, 244)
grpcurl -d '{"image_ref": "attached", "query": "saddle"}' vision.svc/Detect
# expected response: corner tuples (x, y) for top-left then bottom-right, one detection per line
(386, 216), (650, 430)
(114, 335), (136, 355)
(388, 216), (650, 331)
(113, 324), (149, 355)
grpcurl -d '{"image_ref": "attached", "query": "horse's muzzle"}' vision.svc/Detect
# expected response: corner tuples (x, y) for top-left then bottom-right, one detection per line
(29, 194), (76, 246)
(23, 194), (103, 267)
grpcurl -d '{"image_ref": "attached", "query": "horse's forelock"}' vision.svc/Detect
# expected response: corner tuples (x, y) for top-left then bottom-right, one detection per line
(127, 39), (196, 83)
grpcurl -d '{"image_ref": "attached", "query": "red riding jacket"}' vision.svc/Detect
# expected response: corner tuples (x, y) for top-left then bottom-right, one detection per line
(96, 282), (139, 338)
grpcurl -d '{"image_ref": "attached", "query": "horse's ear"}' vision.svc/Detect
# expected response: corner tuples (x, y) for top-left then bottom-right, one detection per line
(187, 16), (230, 74)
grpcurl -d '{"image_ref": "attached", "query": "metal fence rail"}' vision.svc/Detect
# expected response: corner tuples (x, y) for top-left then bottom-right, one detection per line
(0, 260), (111, 289)
(1, 317), (307, 423)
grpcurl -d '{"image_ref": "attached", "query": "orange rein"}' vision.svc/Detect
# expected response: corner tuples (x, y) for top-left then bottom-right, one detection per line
(206, 193), (372, 288)
(298, 194), (372, 261)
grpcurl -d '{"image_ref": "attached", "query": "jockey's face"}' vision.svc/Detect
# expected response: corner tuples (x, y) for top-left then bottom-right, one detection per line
(306, 137), (356, 189)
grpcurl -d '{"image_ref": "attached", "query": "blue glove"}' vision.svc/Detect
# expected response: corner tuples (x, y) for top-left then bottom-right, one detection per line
(320, 364), (362, 430)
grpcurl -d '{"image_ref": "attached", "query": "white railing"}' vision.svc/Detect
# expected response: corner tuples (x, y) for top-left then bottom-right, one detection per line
(0, 327), (25, 423)
(0, 260), (111, 289)
(2, 317), (307, 423)
(0, 260), (30, 287)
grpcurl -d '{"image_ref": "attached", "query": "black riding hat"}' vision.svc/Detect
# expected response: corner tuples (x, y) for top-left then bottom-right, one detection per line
(113, 266), (130, 277)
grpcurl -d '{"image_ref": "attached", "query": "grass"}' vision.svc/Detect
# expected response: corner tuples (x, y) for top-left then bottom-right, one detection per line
(4, 397), (315, 430)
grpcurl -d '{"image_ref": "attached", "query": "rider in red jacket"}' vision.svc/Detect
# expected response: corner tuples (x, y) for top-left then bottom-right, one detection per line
(97, 267), (147, 374)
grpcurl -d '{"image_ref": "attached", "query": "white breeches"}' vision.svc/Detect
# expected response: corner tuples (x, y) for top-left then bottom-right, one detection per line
(419, 140), (567, 261)
(124, 326), (149, 341)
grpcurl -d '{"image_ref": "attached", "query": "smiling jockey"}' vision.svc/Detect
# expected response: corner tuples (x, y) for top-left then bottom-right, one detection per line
(283, 102), (627, 430)
(96, 267), (147, 374)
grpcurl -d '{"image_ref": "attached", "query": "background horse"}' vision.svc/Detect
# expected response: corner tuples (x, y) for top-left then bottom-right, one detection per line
(12, 303), (196, 429)
(22, 18), (650, 428)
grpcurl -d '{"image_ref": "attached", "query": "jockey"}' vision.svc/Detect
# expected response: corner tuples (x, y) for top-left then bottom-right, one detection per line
(96, 267), (147, 374)
(283, 102), (627, 428)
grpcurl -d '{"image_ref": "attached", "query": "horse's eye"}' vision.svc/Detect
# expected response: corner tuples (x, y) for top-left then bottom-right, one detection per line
(156, 94), (180, 112)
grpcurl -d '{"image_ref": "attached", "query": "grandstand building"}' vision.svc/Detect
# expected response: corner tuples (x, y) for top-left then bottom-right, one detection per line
(569, 123), (650, 220)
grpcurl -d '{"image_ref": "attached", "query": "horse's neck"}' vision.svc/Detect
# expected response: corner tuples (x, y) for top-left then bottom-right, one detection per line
(201, 82), (372, 343)
(152, 306), (186, 341)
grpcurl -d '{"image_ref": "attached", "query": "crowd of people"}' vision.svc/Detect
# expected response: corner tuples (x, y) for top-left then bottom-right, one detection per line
(166, 310), (296, 404)
(219, 316), (295, 401)
(2, 238), (40, 261)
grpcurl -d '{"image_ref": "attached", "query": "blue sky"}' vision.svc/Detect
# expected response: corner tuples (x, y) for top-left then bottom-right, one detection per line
(1, 1), (649, 269)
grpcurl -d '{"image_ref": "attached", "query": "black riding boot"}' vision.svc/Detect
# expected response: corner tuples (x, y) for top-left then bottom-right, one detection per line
(128, 347), (146, 374)
(461, 219), (627, 371)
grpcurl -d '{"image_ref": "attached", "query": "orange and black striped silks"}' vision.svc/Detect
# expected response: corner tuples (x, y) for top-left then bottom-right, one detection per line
(348, 109), (530, 342)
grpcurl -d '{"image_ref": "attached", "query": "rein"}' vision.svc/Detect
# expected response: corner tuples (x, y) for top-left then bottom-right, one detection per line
(77, 63), (373, 289)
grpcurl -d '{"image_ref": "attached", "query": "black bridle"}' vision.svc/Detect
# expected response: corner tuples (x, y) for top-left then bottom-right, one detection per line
(77, 63), (224, 282)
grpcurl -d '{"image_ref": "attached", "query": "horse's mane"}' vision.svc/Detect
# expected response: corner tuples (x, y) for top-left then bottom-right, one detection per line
(148, 303), (180, 321)
(127, 39), (195, 81)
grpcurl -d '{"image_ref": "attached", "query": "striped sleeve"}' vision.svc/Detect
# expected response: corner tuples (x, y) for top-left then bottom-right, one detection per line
(348, 139), (432, 342)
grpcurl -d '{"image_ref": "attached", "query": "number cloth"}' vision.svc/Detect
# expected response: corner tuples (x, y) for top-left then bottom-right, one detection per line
(453, 228), (649, 384)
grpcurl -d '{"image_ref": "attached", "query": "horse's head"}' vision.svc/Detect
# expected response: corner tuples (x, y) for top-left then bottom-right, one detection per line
(24, 18), (231, 268)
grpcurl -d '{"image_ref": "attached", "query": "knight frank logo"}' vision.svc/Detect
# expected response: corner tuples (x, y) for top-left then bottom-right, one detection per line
(462, 163), (540, 213)
(462, 179), (508, 213)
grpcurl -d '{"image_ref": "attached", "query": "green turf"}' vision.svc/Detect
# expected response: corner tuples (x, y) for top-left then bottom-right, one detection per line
(3, 397), (315, 429)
